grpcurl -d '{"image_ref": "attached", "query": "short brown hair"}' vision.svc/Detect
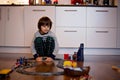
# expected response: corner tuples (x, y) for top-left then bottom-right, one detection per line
(38, 16), (52, 30)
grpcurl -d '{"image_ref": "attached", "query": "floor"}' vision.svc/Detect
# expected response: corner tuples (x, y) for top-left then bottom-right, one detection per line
(0, 53), (120, 80)
(84, 55), (120, 80)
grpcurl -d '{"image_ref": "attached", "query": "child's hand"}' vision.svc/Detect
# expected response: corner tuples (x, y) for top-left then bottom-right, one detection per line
(45, 57), (53, 62)
(44, 57), (54, 65)
(36, 57), (53, 63)
(36, 57), (42, 61)
(36, 57), (54, 65)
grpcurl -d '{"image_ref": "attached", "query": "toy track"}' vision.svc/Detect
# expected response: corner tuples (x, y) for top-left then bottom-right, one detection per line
(16, 58), (64, 76)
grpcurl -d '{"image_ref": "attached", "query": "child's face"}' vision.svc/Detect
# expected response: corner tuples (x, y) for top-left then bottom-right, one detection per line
(40, 25), (50, 34)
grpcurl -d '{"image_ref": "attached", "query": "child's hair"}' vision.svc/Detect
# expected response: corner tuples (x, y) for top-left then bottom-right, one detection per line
(38, 16), (52, 30)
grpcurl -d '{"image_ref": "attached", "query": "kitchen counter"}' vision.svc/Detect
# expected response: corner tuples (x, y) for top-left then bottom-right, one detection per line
(0, 4), (117, 7)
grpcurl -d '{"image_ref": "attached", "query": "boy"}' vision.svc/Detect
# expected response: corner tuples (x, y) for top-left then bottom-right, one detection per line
(31, 16), (59, 62)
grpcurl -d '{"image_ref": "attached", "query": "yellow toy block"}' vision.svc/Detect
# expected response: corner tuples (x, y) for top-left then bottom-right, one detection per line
(63, 61), (77, 68)
(63, 61), (72, 67)
(72, 61), (77, 68)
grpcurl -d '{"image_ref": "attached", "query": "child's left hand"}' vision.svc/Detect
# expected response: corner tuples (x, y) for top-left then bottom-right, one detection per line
(45, 57), (53, 62)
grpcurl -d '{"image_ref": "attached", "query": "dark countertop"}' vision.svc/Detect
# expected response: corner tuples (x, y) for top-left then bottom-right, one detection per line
(0, 4), (117, 7)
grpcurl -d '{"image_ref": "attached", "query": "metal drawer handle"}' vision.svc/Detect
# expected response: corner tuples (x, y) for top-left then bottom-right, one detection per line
(7, 8), (10, 21)
(32, 9), (46, 12)
(96, 10), (108, 12)
(96, 31), (108, 33)
(0, 8), (1, 20)
(64, 10), (77, 12)
(64, 30), (77, 32)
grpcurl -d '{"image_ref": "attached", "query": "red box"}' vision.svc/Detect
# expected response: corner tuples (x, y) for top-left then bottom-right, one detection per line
(64, 54), (69, 60)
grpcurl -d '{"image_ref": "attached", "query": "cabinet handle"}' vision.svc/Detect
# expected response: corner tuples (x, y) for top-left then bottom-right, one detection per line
(64, 30), (77, 32)
(0, 8), (1, 20)
(64, 10), (77, 12)
(96, 31), (108, 33)
(32, 9), (46, 12)
(96, 10), (108, 12)
(7, 8), (10, 21)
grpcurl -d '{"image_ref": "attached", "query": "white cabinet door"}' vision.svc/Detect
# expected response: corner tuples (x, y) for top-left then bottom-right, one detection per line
(24, 6), (55, 46)
(56, 7), (86, 48)
(87, 7), (117, 48)
(5, 7), (24, 46)
(56, 7), (86, 27)
(87, 28), (117, 48)
(56, 28), (86, 47)
(0, 7), (5, 46)
(117, 29), (120, 48)
(117, 1), (120, 48)
(87, 7), (117, 28)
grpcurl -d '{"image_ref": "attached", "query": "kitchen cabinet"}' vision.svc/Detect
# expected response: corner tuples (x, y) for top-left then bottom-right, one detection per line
(56, 7), (86, 27)
(117, 0), (120, 48)
(86, 28), (117, 48)
(87, 7), (117, 28)
(0, 7), (5, 46)
(24, 6), (55, 46)
(117, 29), (120, 48)
(56, 28), (86, 47)
(0, 6), (118, 49)
(86, 7), (117, 48)
(0, 6), (24, 46)
(56, 7), (86, 47)
(5, 6), (24, 46)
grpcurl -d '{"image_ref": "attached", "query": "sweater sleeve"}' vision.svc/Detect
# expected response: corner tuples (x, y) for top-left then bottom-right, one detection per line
(52, 33), (59, 55)
(31, 33), (37, 55)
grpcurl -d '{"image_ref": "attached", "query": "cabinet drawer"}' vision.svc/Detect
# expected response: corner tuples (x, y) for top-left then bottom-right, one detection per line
(56, 7), (86, 27)
(5, 7), (24, 46)
(117, 29), (120, 48)
(0, 7), (5, 46)
(87, 28), (117, 48)
(56, 28), (86, 47)
(24, 6), (55, 46)
(87, 7), (117, 28)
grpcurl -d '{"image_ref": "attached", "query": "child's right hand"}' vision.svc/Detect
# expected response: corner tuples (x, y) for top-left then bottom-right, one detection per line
(36, 57), (42, 61)
(36, 57), (53, 62)
(45, 57), (53, 62)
